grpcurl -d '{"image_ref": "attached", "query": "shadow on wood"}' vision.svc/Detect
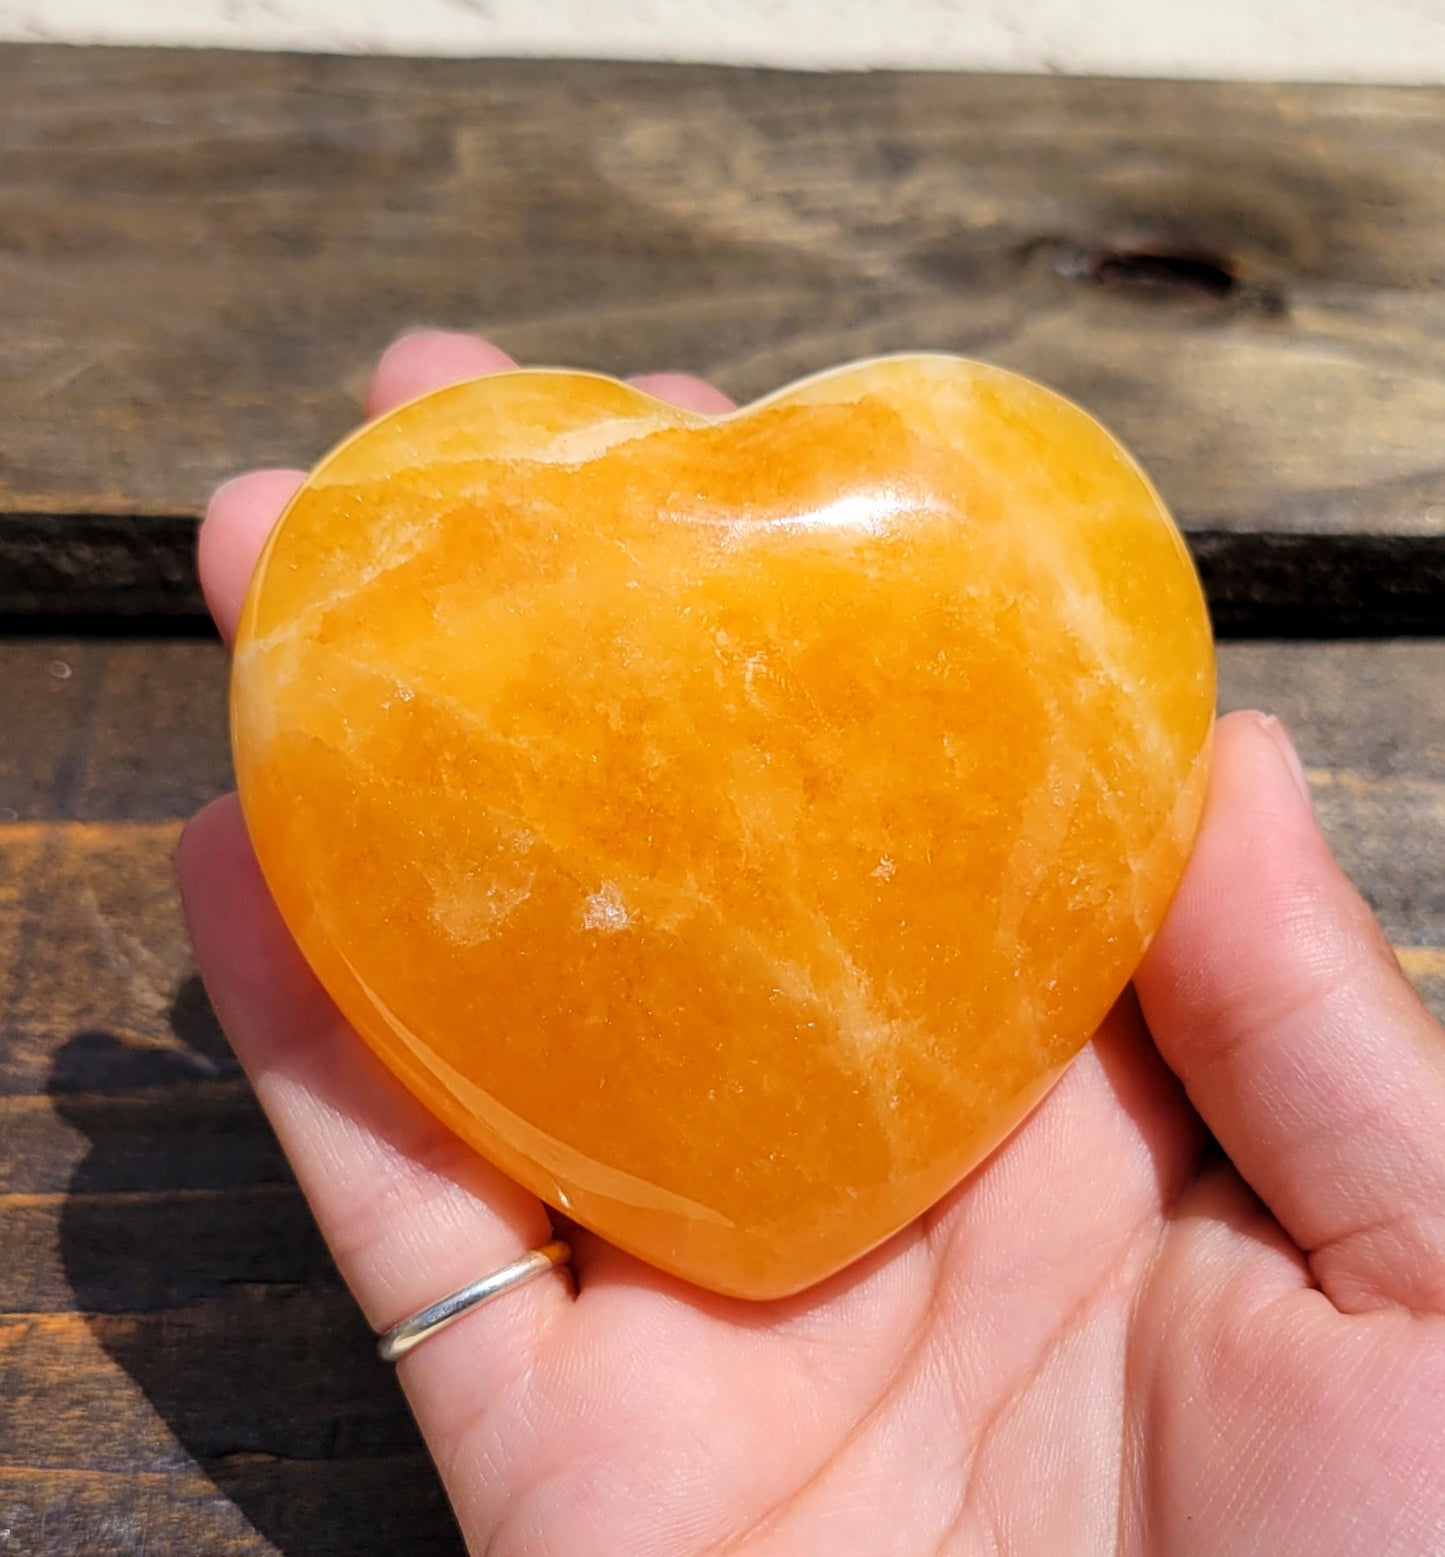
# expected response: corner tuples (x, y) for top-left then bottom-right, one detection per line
(46, 977), (465, 1557)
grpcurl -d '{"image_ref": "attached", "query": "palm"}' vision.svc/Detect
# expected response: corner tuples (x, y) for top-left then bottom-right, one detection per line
(487, 1000), (1199, 1554)
(180, 333), (1445, 1556)
(452, 1004), (1432, 1557)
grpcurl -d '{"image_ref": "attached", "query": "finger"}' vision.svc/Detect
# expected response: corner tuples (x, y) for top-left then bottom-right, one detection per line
(200, 470), (305, 647)
(627, 371), (736, 414)
(366, 329), (516, 419)
(176, 795), (569, 1402)
(1134, 710), (1445, 1314)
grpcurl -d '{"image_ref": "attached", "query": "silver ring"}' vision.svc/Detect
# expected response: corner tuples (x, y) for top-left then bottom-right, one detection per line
(377, 1239), (571, 1362)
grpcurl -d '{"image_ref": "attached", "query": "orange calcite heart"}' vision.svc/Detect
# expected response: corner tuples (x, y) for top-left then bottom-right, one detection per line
(232, 356), (1214, 1299)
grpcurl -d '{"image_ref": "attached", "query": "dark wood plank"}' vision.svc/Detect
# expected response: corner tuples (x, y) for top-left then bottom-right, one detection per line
(0, 1079), (281, 1199)
(0, 638), (1440, 1095)
(0, 640), (232, 822)
(2, 46), (1444, 626)
(1, 1184), (321, 1313)
(1219, 640), (1445, 782)
(0, 635), (1440, 1554)
(0, 640), (1439, 1086)
(1219, 640), (1445, 974)
(0, 1301), (433, 1470)
(0, 824), (193, 1094)
(0, 946), (464, 1555)
(0, 1460), (461, 1557)
(3, 638), (1439, 798)
(3, 796), (1436, 1103)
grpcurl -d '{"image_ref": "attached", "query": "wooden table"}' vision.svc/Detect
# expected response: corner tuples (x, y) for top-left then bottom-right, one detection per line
(2, 43), (1442, 1555)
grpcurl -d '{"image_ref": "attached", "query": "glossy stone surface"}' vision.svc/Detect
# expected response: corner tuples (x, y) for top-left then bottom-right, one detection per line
(231, 356), (1215, 1299)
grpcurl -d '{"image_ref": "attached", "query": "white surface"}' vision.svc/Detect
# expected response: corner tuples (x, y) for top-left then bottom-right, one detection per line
(3, 0), (1445, 81)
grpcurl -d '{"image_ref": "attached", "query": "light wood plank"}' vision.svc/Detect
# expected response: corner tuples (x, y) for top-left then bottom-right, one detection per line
(2, 47), (1443, 624)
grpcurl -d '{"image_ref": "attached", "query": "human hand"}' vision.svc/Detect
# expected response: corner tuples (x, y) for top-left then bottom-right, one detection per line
(178, 332), (1445, 1555)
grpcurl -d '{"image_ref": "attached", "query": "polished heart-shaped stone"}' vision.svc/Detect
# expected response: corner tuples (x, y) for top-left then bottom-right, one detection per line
(232, 355), (1215, 1299)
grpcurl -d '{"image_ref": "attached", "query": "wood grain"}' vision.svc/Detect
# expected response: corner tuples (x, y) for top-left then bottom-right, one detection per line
(0, 816), (464, 1550)
(0, 640), (231, 822)
(0, 1459), (459, 1557)
(8, 39), (1442, 1550)
(0, 1301), (436, 1471)
(1, 634), (1442, 1551)
(2, 629), (1442, 1554)
(0, 640), (1440, 1078)
(2, 45), (1443, 627)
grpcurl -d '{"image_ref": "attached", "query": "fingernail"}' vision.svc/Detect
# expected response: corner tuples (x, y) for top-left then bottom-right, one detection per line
(383, 326), (469, 352)
(1258, 714), (1315, 813)
(206, 473), (251, 512)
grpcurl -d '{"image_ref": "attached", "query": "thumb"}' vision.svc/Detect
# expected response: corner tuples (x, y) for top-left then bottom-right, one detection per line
(1134, 710), (1445, 1314)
